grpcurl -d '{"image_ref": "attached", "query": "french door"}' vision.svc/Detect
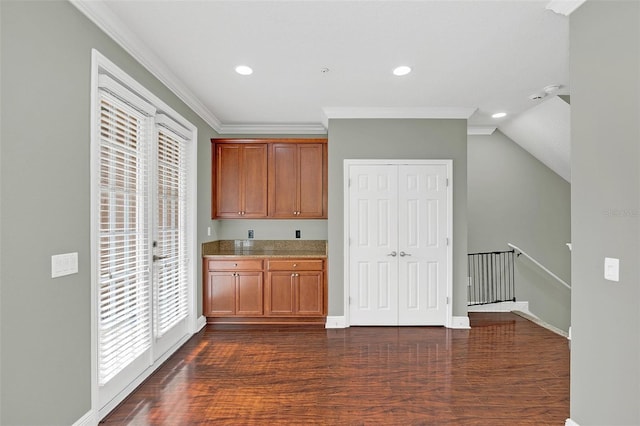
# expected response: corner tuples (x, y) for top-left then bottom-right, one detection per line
(346, 161), (451, 326)
(94, 73), (192, 413)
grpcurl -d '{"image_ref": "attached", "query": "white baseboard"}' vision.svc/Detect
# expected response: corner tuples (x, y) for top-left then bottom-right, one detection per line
(73, 410), (97, 426)
(325, 316), (470, 329)
(325, 316), (347, 328)
(469, 301), (569, 338)
(467, 301), (529, 313)
(195, 315), (206, 332)
(565, 419), (580, 426)
(449, 316), (470, 329)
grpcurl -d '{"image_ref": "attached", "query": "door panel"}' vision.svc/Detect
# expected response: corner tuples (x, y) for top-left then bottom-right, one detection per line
(349, 165), (399, 325)
(242, 145), (268, 217)
(298, 144), (324, 217)
(398, 165), (448, 325)
(266, 272), (295, 315)
(297, 272), (323, 315)
(216, 145), (242, 216)
(207, 272), (235, 315)
(154, 127), (189, 356)
(269, 144), (298, 217)
(236, 272), (263, 315)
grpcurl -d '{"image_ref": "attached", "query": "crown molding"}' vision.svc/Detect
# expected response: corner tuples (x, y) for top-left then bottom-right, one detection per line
(218, 123), (327, 135)
(70, 2), (486, 137)
(467, 126), (497, 136)
(545, 0), (586, 16)
(70, 0), (223, 132)
(322, 107), (477, 128)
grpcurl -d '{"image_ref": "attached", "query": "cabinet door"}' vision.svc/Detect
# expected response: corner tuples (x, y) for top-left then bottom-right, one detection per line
(269, 143), (326, 218)
(269, 144), (298, 217)
(297, 144), (325, 218)
(266, 272), (295, 315)
(215, 144), (242, 218)
(241, 145), (268, 218)
(296, 271), (324, 315)
(214, 144), (267, 218)
(236, 272), (264, 315)
(206, 272), (236, 315)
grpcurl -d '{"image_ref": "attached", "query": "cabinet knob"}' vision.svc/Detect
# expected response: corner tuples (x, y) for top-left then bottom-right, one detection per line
(293, 263), (297, 267)
(238, 211), (242, 215)
(234, 263), (238, 267)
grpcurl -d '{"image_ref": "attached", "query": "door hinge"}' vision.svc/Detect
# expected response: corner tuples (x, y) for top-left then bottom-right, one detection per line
(446, 178), (449, 187)
(446, 237), (449, 246)
(349, 296), (353, 305)
(446, 296), (450, 305)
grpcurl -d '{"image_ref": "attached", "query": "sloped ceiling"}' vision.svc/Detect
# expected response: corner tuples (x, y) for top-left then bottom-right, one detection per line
(499, 96), (571, 182)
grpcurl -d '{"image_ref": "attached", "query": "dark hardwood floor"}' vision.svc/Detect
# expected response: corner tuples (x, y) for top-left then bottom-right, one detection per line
(101, 312), (569, 425)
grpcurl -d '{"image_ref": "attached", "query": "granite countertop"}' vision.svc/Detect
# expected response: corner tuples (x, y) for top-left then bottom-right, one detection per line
(202, 240), (327, 258)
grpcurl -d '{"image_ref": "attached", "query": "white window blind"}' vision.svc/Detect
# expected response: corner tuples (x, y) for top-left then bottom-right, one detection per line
(97, 90), (152, 386)
(154, 121), (189, 337)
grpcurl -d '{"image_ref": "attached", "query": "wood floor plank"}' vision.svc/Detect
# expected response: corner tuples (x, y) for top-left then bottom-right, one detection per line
(101, 312), (569, 425)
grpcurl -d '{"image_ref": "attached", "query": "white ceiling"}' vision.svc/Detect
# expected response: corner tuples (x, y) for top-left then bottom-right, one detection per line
(75, 0), (571, 134)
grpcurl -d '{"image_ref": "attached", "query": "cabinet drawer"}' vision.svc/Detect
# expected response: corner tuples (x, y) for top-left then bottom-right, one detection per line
(207, 259), (263, 271)
(267, 259), (323, 271)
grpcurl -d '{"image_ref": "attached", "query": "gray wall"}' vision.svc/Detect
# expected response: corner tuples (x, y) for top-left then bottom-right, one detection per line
(327, 119), (468, 317)
(570, 1), (640, 424)
(0, 1), (218, 424)
(468, 130), (571, 331)
(213, 219), (327, 241)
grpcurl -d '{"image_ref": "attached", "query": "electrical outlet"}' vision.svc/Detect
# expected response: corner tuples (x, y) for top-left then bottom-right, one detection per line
(295, 230), (301, 239)
(248, 229), (254, 239)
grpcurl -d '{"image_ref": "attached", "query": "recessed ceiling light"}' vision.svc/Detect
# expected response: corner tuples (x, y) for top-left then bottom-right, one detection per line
(492, 112), (507, 119)
(393, 66), (412, 76)
(235, 65), (253, 76)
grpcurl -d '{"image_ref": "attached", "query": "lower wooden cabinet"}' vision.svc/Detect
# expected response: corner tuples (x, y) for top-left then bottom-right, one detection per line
(205, 271), (263, 316)
(204, 257), (326, 324)
(266, 260), (324, 316)
(204, 259), (264, 317)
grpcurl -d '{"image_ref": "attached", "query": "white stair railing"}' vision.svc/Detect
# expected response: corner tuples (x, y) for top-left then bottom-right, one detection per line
(507, 243), (571, 290)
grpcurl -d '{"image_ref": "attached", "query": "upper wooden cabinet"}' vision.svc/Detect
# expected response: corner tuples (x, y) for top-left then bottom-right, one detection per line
(269, 142), (327, 218)
(212, 139), (327, 219)
(213, 143), (268, 218)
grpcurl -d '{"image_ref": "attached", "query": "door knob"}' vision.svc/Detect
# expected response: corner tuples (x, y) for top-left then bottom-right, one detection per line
(387, 251), (397, 257)
(399, 251), (411, 257)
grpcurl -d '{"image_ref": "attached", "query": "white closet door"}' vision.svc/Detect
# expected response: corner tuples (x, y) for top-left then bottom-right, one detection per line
(348, 164), (399, 325)
(347, 161), (450, 326)
(397, 164), (448, 325)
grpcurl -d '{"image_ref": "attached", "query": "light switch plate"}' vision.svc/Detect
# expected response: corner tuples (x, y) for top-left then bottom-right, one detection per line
(604, 257), (619, 282)
(52, 252), (78, 278)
